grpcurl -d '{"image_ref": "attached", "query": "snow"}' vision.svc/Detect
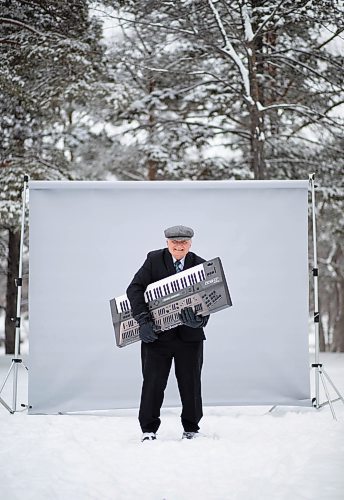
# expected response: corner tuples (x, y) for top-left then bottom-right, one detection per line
(242, 4), (254, 42)
(1, 353), (344, 500)
(207, 0), (251, 98)
(317, 24), (344, 56)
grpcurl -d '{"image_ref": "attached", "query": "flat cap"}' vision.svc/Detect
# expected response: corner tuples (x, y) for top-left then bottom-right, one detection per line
(164, 225), (194, 240)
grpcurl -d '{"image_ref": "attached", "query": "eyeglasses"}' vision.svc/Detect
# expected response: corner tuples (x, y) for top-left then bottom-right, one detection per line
(170, 240), (190, 245)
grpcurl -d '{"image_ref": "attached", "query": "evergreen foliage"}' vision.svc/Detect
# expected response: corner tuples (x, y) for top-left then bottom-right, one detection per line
(0, 0), (343, 351)
(100, 0), (343, 350)
(0, 0), (110, 352)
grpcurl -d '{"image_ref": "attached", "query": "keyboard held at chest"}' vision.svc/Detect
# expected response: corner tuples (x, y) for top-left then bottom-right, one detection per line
(109, 257), (232, 348)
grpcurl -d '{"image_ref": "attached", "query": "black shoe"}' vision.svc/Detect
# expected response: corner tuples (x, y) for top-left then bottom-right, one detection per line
(182, 431), (199, 440)
(141, 432), (157, 442)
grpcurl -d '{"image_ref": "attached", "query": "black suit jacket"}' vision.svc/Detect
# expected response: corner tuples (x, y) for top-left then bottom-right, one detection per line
(126, 248), (208, 342)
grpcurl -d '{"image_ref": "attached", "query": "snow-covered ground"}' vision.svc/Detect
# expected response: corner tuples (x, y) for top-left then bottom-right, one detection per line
(0, 352), (343, 500)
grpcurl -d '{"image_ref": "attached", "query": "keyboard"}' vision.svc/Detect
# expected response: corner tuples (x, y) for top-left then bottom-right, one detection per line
(110, 257), (232, 347)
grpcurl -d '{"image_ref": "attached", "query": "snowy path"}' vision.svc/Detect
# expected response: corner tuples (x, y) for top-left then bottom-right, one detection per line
(1, 353), (343, 500)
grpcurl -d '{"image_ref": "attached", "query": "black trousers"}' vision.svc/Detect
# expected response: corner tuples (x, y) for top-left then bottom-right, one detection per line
(139, 336), (204, 433)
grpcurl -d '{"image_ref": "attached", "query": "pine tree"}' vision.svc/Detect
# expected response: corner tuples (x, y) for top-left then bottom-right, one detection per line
(102, 0), (343, 179)
(100, 0), (344, 349)
(0, 0), (107, 353)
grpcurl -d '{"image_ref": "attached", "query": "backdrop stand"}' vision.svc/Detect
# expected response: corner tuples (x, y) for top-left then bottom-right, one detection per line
(309, 173), (344, 420)
(0, 175), (29, 414)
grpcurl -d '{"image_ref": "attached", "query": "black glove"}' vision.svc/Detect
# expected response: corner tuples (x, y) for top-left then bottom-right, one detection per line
(139, 321), (158, 343)
(135, 312), (158, 343)
(179, 307), (207, 329)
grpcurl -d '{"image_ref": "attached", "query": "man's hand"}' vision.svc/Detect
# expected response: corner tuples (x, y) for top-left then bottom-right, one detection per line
(179, 307), (206, 328)
(139, 321), (158, 343)
(134, 312), (158, 343)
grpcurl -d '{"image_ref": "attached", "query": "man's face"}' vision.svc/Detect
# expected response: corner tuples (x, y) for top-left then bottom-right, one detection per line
(167, 239), (192, 260)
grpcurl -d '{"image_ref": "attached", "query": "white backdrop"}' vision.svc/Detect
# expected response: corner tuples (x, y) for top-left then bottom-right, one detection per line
(28, 180), (311, 414)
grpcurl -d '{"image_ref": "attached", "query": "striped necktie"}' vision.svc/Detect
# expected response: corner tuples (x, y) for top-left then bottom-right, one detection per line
(175, 260), (183, 273)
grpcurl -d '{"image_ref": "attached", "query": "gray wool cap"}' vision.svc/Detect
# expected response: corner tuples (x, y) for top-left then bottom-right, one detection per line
(164, 225), (194, 240)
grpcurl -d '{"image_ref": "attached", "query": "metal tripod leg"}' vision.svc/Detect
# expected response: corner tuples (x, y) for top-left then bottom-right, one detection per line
(0, 359), (28, 413)
(321, 367), (344, 406)
(315, 364), (320, 409)
(312, 362), (344, 420)
(0, 395), (12, 413)
(0, 176), (29, 414)
(318, 368), (337, 420)
(0, 361), (16, 413)
(308, 176), (344, 420)
(0, 361), (15, 394)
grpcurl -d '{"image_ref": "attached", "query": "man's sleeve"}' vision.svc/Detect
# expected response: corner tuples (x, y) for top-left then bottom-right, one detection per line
(126, 253), (152, 318)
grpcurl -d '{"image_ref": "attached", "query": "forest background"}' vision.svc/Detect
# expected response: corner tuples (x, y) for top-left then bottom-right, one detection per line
(0, 0), (343, 354)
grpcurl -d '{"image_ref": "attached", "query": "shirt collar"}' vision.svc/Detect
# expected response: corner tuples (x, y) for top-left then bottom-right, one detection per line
(172, 256), (185, 267)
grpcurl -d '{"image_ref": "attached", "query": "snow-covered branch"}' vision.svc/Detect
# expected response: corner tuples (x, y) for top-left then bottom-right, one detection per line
(268, 135), (344, 155)
(207, 0), (251, 100)
(0, 17), (45, 36)
(11, 155), (64, 172)
(269, 54), (342, 88)
(0, 38), (20, 46)
(251, 0), (285, 40)
(90, 8), (195, 36)
(241, 2), (254, 42)
(266, 158), (322, 167)
(316, 27), (344, 50)
(257, 102), (343, 127)
(131, 64), (238, 94)
(263, 48), (343, 70)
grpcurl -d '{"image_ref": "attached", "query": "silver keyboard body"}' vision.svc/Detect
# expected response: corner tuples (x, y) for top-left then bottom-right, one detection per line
(110, 257), (232, 347)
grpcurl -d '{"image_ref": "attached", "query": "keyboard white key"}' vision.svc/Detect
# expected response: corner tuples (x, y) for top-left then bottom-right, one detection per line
(110, 257), (232, 348)
(115, 263), (206, 313)
(145, 263), (205, 302)
(115, 294), (131, 313)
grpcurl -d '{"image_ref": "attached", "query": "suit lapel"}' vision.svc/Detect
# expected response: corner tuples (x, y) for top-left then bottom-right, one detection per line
(163, 248), (176, 276)
(163, 249), (194, 275)
(183, 252), (194, 270)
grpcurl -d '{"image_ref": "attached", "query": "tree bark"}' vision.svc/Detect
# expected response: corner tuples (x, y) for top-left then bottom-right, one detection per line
(147, 77), (158, 180)
(248, 11), (265, 180)
(319, 309), (326, 352)
(5, 229), (20, 354)
(331, 278), (344, 352)
(249, 103), (265, 179)
(328, 243), (344, 352)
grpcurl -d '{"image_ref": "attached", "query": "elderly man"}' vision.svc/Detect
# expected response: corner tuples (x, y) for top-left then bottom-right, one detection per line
(126, 225), (209, 442)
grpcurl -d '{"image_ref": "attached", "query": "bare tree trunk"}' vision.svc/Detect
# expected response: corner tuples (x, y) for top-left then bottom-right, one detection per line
(248, 9), (265, 180)
(147, 77), (158, 180)
(328, 243), (344, 352)
(5, 229), (20, 354)
(331, 278), (344, 352)
(319, 307), (326, 352)
(248, 103), (265, 179)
